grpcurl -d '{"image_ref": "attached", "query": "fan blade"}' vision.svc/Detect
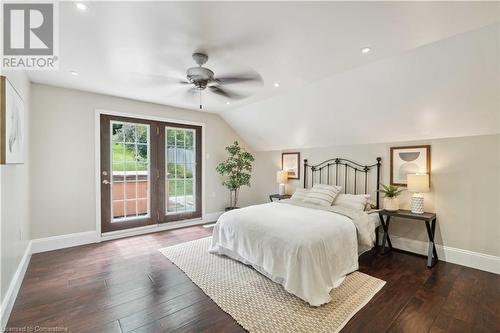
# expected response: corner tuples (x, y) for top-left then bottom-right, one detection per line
(214, 73), (263, 85)
(209, 86), (246, 99)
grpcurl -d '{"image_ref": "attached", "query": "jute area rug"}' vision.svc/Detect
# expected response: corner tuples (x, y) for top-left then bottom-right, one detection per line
(159, 237), (385, 333)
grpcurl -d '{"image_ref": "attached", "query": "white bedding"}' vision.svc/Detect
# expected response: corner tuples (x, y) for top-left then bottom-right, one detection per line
(208, 200), (376, 306)
(368, 211), (382, 228)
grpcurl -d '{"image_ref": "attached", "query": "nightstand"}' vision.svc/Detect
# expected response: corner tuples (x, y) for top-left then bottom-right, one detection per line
(378, 209), (438, 268)
(269, 194), (292, 202)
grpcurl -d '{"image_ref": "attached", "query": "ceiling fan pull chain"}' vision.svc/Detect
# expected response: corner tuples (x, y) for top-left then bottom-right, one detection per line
(199, 91), (202, 109)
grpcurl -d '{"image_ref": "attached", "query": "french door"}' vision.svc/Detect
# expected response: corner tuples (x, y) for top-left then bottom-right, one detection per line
(100, 115), (202, 233)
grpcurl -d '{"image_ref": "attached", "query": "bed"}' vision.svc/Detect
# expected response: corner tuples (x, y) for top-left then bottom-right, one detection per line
(209, 157), (382, 306)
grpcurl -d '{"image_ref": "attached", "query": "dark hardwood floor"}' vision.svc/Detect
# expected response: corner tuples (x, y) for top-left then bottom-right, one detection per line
(7, 225), (500, 333)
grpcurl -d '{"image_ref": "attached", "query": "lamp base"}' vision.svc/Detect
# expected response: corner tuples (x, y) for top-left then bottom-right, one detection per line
(410, 193), (424, 214)
(278, 184), (286, 195)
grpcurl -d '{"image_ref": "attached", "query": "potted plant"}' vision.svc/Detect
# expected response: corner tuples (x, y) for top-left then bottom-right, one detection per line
(216, 141), (255, 211)
(378, 184), (405, 211)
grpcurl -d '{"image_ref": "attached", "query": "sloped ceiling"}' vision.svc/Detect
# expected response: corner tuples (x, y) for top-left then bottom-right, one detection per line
(28, 2), (498, 113)
(222, 24), (500, 151)
(25, 2), (500, 151)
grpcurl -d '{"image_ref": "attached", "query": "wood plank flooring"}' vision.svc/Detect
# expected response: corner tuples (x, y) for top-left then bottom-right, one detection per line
(7, 225), (500, 333)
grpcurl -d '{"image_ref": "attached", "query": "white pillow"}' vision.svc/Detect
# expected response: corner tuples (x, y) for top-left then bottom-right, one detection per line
(303, 184), (342, 206)
(291, 188), (309, 201)
(333, 194), (370, 211)
(365, 199), (376, 211)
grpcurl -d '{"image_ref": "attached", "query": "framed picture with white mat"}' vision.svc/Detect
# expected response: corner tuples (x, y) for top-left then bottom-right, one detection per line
(390, 145), (430, 186)
(0, 76), (25, 164)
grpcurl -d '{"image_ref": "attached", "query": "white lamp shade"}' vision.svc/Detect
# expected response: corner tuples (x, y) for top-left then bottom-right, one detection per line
(407, 173), (429, 193)
(276, 170), (288, 184)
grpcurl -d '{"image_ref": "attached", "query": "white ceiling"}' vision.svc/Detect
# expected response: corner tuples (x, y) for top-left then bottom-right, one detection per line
(222, 24), (500, 151)
(28, 1), (499, 115)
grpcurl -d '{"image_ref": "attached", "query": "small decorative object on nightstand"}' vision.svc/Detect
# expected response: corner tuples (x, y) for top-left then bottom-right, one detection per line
(407, 173), (429, 214)
(269, 194), (292, 202)
(378, 209), (438, 268)
(276, 170), (288, 195)
(377, 184), (405, 211)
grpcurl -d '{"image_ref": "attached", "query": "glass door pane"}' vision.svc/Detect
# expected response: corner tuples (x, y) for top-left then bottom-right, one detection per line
(111, 121), (150, 221)
(102, 115), (201, 231)
(166, 127), (196, 214)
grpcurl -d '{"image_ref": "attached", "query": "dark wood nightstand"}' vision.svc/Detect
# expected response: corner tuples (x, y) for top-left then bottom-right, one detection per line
(378, 209), (438, 268)
(269, 194), (292, 202)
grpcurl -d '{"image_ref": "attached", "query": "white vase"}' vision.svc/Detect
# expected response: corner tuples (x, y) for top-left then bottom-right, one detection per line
(384, 197), (399, 211)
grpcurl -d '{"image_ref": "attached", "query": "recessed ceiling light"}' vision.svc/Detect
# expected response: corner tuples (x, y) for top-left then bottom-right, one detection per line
(273, 82), (280, 88)
(70, 71), (79, 76)
(361, 47), (371, 54)
(226, 101), (231, 105)
(75, 2), (89, 11)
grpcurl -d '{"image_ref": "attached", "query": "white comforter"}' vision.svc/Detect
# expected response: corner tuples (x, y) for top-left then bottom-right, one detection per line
(208, 200), (375, 306)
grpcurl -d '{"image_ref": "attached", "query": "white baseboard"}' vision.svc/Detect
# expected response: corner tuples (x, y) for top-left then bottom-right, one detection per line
(0, 211), (224, 327)
(390, 235), (500, 275)
(204, 211), (224, 223)
(31, 211), (224, 252)
(31, 231), (100, 254)
(1, 241), (32, 329)
(1, 217), (497, 328)
(101, 211), (224, 241)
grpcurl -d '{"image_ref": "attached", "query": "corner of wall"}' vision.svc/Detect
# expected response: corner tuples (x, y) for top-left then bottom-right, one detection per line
(0, 70), (32, 329)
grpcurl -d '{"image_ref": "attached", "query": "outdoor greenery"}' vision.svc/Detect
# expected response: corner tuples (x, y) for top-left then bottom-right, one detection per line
(168, 179), (193, 196)
(112, 123), (148, 171)
(216, 141), (255, 208)
(111, 124), (195, 198)
(378, 184), (405, 198)
(167, 128), (194, 148)
(112, 144), (148, 171)
(167, 163), (193, 179)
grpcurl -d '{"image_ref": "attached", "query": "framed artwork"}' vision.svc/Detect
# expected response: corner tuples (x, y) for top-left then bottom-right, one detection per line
(282, 152), (300, 179)
(0, 76), (25, 164)
(390, 145), (430, 186)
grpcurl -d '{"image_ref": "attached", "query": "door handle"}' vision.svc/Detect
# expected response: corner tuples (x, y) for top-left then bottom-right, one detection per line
(102, 179), (111, 185)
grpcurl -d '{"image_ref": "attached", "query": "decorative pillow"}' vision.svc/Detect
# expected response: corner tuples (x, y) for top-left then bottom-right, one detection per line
(333, 194), (370, 211)
(291, 188), (309, 201)
(365, 200), (376, 211)
(303, 184), (342, 206)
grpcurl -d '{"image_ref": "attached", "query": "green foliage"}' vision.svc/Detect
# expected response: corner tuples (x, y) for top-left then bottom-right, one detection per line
(112, 123), (148, 169)
(216, 141), (255, 207)
(168, 179), (193, 196)
(112, 144), (148, 171)
(167, 163), (193, 179)
(378, 184), (405, 198)
(167, 129), (194, 148)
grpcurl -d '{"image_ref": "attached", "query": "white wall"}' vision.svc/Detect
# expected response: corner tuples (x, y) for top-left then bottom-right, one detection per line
(0, 71), (31, 322)
(30, 84), (252, 239)
(249, 134), (500, 257)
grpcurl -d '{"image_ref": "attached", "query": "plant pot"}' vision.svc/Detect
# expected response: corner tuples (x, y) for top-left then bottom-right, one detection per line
(384, 197), (399, 211)
(225, 207), (240, 212)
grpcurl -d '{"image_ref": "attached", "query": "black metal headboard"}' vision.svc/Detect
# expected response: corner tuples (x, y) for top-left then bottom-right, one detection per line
(303, 157), (382, 208)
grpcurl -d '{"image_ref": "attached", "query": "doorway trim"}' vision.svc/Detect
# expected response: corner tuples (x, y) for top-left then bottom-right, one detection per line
(94, 108), (206, 238)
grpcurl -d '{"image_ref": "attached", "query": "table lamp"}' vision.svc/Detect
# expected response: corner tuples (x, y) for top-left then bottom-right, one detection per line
(276, 170), (288, 195)
(407, 173), (429, 214)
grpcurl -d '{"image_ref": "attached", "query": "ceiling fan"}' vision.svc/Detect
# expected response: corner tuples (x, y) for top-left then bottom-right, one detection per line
(176, 52), (263, 109)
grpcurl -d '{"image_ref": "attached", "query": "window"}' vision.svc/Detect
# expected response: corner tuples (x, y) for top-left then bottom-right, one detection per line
(111, 121), (150, 221)
(166, 127), (196, 214)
